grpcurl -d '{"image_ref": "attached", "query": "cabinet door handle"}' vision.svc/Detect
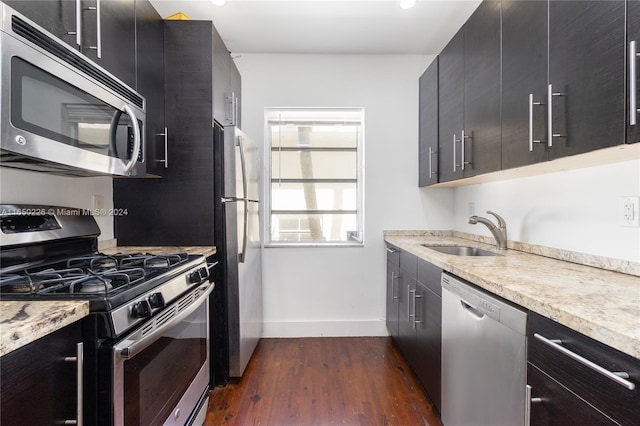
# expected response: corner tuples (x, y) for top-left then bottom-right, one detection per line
(547, 84), (565, 147)
(96, 0), (102, 58)
(83, 0), (101, 58)
(630, 41), (639, 126)
(233, 92), (238, 126)
(391, 272), (399, 301)
(524, 385), (543, 426)
(452, 133), (458, 171)
(155, 127), (169, 169)
(407, 285), (412, 321)
(226, 92), (237, 125)
(528, 93), (543, 151)
(413, 291), (423, 327)
(534, 333), (636, 390)
(67, 0), (82, 46)
(409, 288), (416, 327)
(428, 146), (437, 178)
(461, 129), (471, 171)
(385, 247), (397, 254)
(64, 342), (84, 426)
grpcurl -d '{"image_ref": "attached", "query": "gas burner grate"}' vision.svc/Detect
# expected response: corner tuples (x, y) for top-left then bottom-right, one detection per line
(67, 255), (118, 271)
(0, 266), (147, 295)
(119, 253), (189, 271)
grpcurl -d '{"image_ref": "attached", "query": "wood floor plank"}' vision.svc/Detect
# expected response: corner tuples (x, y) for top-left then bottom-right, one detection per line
(205, 337), (441, 426)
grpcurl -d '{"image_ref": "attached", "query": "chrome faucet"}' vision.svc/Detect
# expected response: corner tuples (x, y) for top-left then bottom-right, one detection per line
(468, 211), (507, 250)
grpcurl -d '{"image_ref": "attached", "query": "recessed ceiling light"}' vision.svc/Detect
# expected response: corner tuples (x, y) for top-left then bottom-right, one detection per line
(400, 0), (418, 9)
(211, 0), (226, 6)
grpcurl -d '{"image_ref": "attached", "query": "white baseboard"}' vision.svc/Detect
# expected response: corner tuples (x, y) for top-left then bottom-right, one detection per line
(261, 320), (389, 338)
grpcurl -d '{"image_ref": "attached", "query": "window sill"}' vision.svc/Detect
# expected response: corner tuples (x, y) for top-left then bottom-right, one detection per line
(264, 242), (364, 248)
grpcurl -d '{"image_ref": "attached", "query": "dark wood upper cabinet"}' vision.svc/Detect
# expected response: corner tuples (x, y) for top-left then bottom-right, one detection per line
(212, 25), (241, 127)
(501, 0), (549, 169)
(82, 0), (136, 88)
(135, 0), (165, 176)
(627, 0), (640, 144)
(423, 0), (632, 185)
(230, 56), (242, 128)
(114, 21), (217, 245)
(437, 30), (464, 183)
(212, 24), (231, 125)
(3, 0), (78, 49)
(418, 57), (438, 186)
(548, 0), (625, 159)
(462, 0), (501, 177)
(436, 1), (501, 184)
(4, 0), (136, 88)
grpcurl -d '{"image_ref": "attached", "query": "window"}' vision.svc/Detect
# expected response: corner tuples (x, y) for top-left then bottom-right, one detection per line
(265, 108), (364, 246)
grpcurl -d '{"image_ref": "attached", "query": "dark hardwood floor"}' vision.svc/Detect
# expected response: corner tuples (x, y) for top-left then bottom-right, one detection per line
(205, 337), (442, 426)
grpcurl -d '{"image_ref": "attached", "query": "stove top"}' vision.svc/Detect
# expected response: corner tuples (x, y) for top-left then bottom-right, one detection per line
(0, 252), (204, 309)
(0, 204), (213, 339)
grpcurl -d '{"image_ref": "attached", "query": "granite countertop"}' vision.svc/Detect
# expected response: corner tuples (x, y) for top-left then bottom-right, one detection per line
(384, 231), (640, 360)
(0, 301), (90, 356)
(99, 240), (216, 258)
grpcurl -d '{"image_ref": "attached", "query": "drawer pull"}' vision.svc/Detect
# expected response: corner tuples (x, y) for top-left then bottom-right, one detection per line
(386, 247), (397, 254)
(534, 333), (636, 391)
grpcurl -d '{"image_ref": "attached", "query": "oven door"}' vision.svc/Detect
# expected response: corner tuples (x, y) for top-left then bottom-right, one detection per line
(112, 283), (213, 426)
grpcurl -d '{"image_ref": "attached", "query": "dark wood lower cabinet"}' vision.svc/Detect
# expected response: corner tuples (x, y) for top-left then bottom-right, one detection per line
(386, 247), (442, 415)
(527, 312), (640, 426)
(0, 321), (83, 426)
(527, 363), (615, 426)
(385, 246), (400, 340)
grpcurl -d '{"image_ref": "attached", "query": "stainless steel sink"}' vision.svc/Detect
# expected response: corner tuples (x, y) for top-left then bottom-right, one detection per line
(422, 245), (501, 257)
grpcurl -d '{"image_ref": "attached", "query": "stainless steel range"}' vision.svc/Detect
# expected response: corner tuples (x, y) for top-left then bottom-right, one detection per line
(0, 205), (213, 425)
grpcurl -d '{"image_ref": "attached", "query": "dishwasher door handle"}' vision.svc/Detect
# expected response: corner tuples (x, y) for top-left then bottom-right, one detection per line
(461, 300), (485, 320)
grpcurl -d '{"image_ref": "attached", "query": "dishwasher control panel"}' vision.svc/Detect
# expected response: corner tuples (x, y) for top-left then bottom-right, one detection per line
(441, 272), (527, 335)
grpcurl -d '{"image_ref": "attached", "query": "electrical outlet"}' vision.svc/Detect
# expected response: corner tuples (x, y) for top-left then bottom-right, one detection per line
(92, 194), (104, 211)
(620, 196), (640, 227)
(468, 202), (475, 216)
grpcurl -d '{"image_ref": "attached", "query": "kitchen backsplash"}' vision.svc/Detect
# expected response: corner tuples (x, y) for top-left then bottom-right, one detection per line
(0, 168), (114, 240)
(452, 158), (640, 264)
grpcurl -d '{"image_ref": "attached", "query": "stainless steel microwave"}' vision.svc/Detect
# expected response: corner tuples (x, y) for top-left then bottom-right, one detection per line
(0, 3), (146, 176)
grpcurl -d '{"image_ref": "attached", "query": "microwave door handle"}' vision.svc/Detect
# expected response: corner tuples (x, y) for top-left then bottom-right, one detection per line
(109, 110), (122, 158)
(122, 105), (141, 174)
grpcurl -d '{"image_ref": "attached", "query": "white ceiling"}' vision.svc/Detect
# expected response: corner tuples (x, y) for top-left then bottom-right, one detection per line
(149, 0), (482, 55)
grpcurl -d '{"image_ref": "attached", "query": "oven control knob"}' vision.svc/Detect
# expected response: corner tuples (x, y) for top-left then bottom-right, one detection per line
(188, 270), (201, 284)
(148, 292), (165, 309)
(188, 269), (206, 284)
(199, 267), (209, 280)
(131, 300), (152, 319)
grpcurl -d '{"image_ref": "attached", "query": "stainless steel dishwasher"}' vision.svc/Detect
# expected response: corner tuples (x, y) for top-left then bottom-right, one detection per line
(441, 272), (527, 426)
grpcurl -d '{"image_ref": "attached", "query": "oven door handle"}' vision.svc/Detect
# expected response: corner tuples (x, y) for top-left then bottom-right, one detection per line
(114, 283), (214, 360)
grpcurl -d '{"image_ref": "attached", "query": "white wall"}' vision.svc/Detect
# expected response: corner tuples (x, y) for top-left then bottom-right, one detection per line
(452, 159), (640, 263)
(0, 168), (114, 240)
(236, 54), (454, 337)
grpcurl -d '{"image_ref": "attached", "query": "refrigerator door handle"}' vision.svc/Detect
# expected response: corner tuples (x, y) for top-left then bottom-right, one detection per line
(236, 135), (249, 201)
(236, 135), (249, 263)
(239, 200), (248, 264)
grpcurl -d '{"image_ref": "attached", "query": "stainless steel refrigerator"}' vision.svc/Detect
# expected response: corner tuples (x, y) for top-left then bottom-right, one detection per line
(212, 122), (263, 384)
